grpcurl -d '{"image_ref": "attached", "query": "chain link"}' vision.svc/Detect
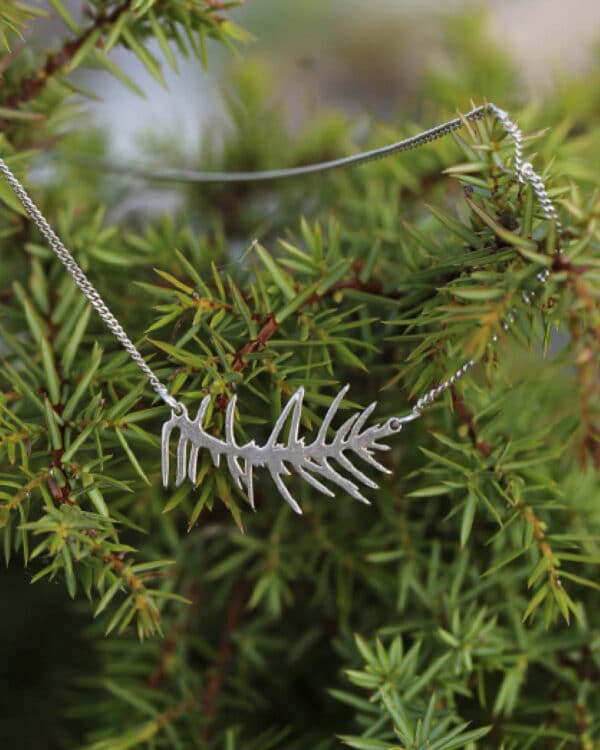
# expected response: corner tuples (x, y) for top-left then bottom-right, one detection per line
(0, 157), (182, 412)
(72, 104), (489, 184)
(0, 102), (560, 420)
(406, 104), (560, 418)
(488, 103), (561, 229)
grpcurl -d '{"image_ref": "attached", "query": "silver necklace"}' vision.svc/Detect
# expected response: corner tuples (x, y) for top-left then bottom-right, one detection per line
(0, 103), (560, 513)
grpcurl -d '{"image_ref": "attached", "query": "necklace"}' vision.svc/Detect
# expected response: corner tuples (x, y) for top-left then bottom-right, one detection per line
(0, 103), (560, 513)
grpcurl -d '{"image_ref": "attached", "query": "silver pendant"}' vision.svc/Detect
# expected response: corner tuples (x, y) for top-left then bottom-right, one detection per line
(161, 385), (413, 513)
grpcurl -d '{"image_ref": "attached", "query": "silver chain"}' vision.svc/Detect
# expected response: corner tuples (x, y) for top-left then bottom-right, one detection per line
(0, 157), (181, 412)
(0, 102), (560, 420)
(489, 104), (561, 229)
(403, 103), (560, 418)
(72, 104), (488, 183)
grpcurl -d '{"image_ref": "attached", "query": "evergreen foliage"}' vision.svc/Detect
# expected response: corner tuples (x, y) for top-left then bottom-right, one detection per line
(1, 5), (600, 749)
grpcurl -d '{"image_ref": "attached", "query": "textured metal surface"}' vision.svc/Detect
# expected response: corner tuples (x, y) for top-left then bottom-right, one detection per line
(488, 104), (561, 228)
(73, 104), (490, 184)
(161, 385), (422, 513)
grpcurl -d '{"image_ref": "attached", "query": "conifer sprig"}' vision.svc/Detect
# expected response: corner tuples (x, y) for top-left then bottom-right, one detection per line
(1, 5), (600, 749)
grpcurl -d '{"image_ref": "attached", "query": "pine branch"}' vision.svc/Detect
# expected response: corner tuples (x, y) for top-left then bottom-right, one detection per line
(147, 580), (203, 689)
(2, 1), (131, 113)
(201, 579), (249, 727)
(441, 385), (572, 622)
(229, 262), (385, 376)
(451, 386), (491, 457)
(232, 313), (278, 373)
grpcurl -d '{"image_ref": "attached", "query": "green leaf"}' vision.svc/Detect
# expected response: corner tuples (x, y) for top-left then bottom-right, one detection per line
(61, 304), (92, 376)
(103, 678), (157, 717)
(0, 106), (45, 122)
(427, 204), (479, 244)
(65, 27), (102, 73)
(559, 570), (600, 591)
(40, 337), (61, 404)
(88, 487), (109, 517)
(517, 245), (553, 267)
(44, 398), (63, 450)
(62, 546), (77, 598)
(154, 268), (194, 295)
(464, 194), (538, 251)
(187, 480), (214, 528)
(527, 556), (548, 588)
(254, 242), (295, 300)
(63, 345), (102, 419)
(354, 633), (377, 666)
(338, 736), (390, 750)
(104, 9), (131, 52)
(381, 690), (413, 741)
(115, 428), (150, 485)
(331, 341), (369, 371)
(460, 492), (477, 547)
(316, 258), (354, 295)
(105, 595), (133, 636)
(61, 420), (98, 463)
(219, 20), (255, 44)
(48, 0), (80, 32)
(95, 577), (123, 617)
(13, 282), (48, 343)
(522, 583), (549, 622)
(449, 286), (505, 301)
(229, 277), (256, 334)
(276, 279), (320, 323)
(120, 27), (166, 87)
(483, 547), (526, 577)
(443, 160), (490, 175)
(92, 50), (145, 97)
(148, 10), (178, 71)
(407, 485), (451, 498)
(403, 651), (451, 701)
(0, 171), (28, 214)
(130, 559), (175, 574)
(2, 360), (45, 413)
(436, 724), (491, 750)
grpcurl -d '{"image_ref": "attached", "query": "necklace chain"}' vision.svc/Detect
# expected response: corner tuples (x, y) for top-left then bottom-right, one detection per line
(75, 103), (489, 183)
(0, 102), (559, 421)
(0, 158), (180, 411)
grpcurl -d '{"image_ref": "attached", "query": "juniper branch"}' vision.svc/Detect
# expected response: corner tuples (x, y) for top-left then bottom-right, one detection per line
(2, 1), (131, 114)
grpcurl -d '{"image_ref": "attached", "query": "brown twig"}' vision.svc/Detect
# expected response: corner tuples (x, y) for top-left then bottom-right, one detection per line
(229, 260), (385, 376)
(145, 579), (247, 739)
(201, 580), (249, 723)
(147, 581), (203, 689)
(2, 1), (131, 114)
(450, 388), (561, 592)
(451, 386), (491, 457)
(231, 314), (278, 372)
(563, 262), (600, 469)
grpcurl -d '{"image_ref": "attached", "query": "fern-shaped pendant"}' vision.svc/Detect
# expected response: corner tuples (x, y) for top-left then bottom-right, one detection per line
(161, 386), (411, 513)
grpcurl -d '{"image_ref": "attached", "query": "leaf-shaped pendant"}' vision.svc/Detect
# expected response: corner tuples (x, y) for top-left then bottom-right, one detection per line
(161, 386), (415, 513)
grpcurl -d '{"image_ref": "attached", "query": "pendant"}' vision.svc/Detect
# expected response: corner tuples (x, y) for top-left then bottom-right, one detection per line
(161, 385), (414, 513)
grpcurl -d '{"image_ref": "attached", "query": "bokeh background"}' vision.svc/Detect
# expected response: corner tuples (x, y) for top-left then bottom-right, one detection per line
(24, 0), (600, 157)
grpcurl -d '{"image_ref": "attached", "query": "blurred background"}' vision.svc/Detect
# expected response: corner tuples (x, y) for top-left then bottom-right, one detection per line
(24, 0), (600, 157)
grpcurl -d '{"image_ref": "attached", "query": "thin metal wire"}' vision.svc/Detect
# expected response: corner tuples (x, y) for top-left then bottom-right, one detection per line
(402, 103), (559, 418)
(68, 104), (488, 184)
(0, 157), (182, 412)
(488, 103), (561, 228)
(0, 102), (560, 422)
